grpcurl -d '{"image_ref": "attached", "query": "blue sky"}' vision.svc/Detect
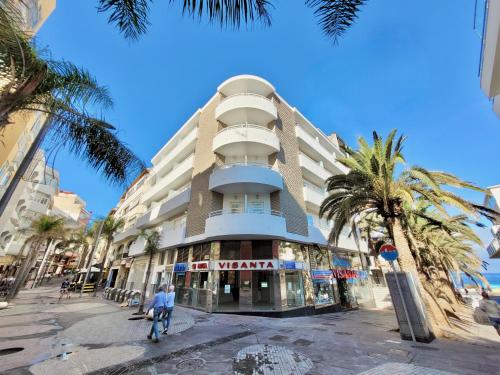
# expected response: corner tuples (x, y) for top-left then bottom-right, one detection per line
(36, 0), (500, 271)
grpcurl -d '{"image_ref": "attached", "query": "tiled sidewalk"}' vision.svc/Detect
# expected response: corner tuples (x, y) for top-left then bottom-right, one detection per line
(1, 287), (500, 374)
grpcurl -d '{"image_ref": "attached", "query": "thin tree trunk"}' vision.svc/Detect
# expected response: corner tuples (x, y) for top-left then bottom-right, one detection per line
(33, 238), (53, 287)
(138, 251), (154, 314)
(93, 237), (112, 296)
(77, 244), (90, 270)
(7, 238), (41, 300)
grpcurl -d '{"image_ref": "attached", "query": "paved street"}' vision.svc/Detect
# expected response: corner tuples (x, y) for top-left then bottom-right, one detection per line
(0, 286), (499, 375)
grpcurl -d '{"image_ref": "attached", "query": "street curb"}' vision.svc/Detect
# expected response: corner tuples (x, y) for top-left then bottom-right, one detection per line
(86, 330), (254, 375)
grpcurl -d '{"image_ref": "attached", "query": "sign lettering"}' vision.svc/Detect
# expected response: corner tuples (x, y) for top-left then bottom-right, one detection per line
(214, 260), (278, 271)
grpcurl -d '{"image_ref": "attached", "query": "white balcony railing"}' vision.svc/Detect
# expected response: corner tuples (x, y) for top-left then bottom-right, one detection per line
(215, 93), (278, 126)
(212, 124), (280, 156)
(208, 209), (283, 217)
(142, 154), (194, 203)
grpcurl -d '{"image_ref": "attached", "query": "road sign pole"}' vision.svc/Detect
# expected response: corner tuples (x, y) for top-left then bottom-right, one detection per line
(391, 261), (416, 343)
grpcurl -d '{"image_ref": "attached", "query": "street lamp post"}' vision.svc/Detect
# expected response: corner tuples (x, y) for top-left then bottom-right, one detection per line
(80, 219), (104, 298)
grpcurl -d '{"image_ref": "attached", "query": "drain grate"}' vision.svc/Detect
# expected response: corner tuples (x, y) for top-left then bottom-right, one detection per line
(176, 358), (205, 370)
(269, 335), (289, 342)
(334, 331), (352, 335)
(128, 317), (144, 321)
(0, 347), (24, 356)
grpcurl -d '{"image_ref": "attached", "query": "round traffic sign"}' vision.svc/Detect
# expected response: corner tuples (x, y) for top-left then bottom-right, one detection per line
(379, 243), (398, 262)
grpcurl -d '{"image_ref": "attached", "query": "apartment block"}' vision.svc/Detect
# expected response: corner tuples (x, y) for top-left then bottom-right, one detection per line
(475, 0), (500, 116)
(0, 150), (59, 273)
(109, 75), (372, 316)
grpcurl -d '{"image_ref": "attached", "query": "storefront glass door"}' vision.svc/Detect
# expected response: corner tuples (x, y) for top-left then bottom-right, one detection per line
(217, 270), (240, 310)
(285, 271), (305, 307)
(252, 271), (274, 309)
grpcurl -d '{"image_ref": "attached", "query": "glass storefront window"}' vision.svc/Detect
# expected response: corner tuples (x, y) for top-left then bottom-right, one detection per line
(309, 246), (330, 269)
(252, 271), (274, 309)
(217, 270), (240, 310)
(252, 240), (273, 259)
(285, 271), (304, 307)
(280, 242), (306, 262)
(313, 280), (334, 305)
(177, 247), (189, 263)
(220, 241), (240, 260)
(192, 243), (211, 261)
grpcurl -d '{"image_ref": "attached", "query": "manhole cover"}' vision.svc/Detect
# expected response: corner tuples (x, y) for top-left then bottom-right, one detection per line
(128, 316), (144, 320)
(233, 344), (313, 375)
(0, 347), (24, 356)
(176, 358), (205, 370)
(334, 331), (352, 335)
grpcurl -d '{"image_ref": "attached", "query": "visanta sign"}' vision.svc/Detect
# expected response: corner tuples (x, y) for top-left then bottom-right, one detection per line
(215, 260), (278, 271)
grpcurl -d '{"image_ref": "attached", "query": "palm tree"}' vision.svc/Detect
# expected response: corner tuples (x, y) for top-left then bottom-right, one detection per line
(319, 130), (495, 334)
(67, 226), (95, 270)
(7, 215), (64, 299)
(93, 216), (125, 289)
(96, 0), (366, 42)
(0, 3), (144, 201)
(137, 229), (161, 314)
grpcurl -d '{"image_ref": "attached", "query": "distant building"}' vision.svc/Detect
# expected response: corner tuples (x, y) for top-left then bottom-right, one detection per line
(484, 185), (500, 258)
(475, 0), (500, 117)
(107, 75), (373, 316)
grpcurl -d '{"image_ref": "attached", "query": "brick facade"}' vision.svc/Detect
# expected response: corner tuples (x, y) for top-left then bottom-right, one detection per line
(271, 95), (309, 236)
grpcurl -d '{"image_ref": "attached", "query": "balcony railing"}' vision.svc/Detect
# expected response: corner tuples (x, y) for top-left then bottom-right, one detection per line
(216, 123), (274, 136)
(219, 92), (273, 104)
(208, 209), (283, 217)
(216, 162), (273, 170)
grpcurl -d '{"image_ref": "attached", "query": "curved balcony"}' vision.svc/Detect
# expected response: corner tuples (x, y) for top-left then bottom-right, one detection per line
(209, 164), (283, 194)
(215, 93), (277, 126)
(212, 124), (280, 156)
(218, 75), (275, 97)
(205, 210), (287, 239)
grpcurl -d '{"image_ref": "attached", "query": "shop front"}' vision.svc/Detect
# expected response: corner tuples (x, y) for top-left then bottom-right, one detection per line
(332, 252), (374, 308)
(168, 240), (372, 316)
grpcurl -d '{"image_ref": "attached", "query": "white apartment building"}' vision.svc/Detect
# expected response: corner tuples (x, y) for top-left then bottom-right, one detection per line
(475, 0), (500, 116)
(0, 150), (59, 273)
(109, 75), (372, 316)
(484, 185), (500, 258)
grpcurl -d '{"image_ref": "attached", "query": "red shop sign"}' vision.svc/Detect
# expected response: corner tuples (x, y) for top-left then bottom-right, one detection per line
(190, 261), (210, 271)
(332, 269), (359, 279)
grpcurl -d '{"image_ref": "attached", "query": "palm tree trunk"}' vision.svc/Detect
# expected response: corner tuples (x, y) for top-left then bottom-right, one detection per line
(138, 251), (154, 314)
(7, 238), (41, 300)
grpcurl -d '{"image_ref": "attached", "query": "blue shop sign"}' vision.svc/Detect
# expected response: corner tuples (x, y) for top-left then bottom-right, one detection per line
(332, 256), (351, 268)
(312, 269), (333, 280)
(174, 263), (188, 272)
(280, 261), (304, 270)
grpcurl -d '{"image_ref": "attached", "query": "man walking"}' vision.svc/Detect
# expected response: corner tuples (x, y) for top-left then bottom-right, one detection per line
(162, 285), (175, 334)
(146, 286), (167, 343)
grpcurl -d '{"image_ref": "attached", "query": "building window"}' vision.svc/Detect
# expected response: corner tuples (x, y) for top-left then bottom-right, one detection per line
(159, 251), (166, 265)
(166, 250), (175, 264)
(176, 247), (189, 263)
(279, 242), (306, 262)
(313, 280), (334, 305)
(192, 243), (210, 261)
(252, 240), (273, 259)
(309, 246), (330, 269)
(220, 241), (240, 260)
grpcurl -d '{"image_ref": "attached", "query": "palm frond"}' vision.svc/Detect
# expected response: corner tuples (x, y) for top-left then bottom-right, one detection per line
(97, 0), (151, 40)
(306, 0), (366, 42)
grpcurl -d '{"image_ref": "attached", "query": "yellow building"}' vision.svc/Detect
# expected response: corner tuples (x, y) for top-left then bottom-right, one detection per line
(0, 0), (56, 199)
